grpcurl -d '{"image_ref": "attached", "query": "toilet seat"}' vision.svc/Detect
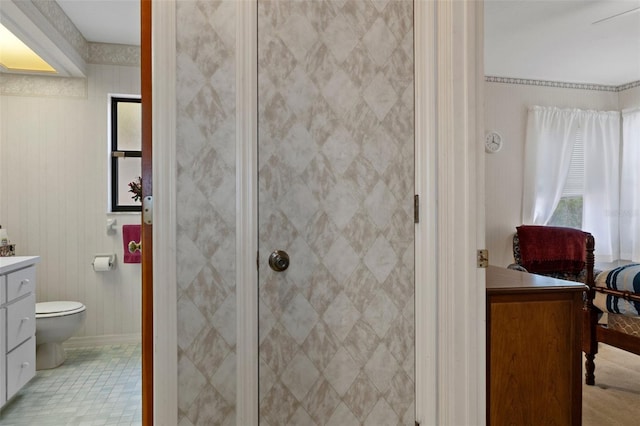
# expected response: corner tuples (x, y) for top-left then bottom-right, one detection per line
(36, 301), (86, 318)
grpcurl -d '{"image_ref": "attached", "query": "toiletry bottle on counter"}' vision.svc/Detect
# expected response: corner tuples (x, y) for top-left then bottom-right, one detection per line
(0, 225), (8, 246)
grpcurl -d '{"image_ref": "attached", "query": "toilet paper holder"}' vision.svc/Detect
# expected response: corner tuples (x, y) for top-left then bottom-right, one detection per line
(92, 253), (116, 271)
(106, 219), (117, 235)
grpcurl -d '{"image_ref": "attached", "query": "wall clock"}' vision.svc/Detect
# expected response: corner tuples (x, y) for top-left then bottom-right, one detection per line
(485, 131), (503, 153)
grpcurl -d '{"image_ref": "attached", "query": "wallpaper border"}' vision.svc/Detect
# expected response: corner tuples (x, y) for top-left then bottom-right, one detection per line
(485, 76), (640, 93)
(88, 43), (141, 67)
(0, 74), (87, 98)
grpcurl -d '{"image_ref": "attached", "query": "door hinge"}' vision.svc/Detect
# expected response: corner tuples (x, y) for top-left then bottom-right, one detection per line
(477, 249), (488, 268)
(414, 194), (419, 223)
(142, 195), (153, 225)
(257, 251), (260, 270)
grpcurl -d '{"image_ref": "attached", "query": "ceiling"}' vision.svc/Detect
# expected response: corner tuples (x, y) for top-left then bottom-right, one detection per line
(52, 0), (639, 86)
(485, 0), (640, 86)
(55, 0), (139, 46)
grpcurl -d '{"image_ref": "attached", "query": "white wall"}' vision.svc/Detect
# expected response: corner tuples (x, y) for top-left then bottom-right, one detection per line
(484, 82), (619, 267)
(0, 63), (141, 340)
(619, 85), (640, 110)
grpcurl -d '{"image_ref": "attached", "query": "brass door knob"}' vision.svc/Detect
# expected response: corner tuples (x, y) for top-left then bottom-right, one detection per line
(128, 240), (142, 253)
(268, 250), (290, 272)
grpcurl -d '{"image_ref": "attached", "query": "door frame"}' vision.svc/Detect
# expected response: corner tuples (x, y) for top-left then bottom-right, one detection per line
(151, 0), (485, 424)
(236, 1), (259, 424)
(427, 1), (487, 423)
(150, 0), (178, 423)
(414, 0), (438, 422)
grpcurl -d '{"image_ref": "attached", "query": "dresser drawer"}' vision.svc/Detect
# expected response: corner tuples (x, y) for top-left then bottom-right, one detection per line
(7, 293), (36, 351)
(6, 267), (35, 303)
(7, 337), (35, 401)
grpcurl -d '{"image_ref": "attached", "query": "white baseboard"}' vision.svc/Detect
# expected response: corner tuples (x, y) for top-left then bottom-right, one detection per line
(63, 333), (141, 348)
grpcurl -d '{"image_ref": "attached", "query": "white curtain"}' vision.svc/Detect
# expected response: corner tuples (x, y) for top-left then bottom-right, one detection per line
(522, 106), (580, 224)
(620, 108), (640, 262)
(582, 110), (620, 262)
(523, 106), (621, 262)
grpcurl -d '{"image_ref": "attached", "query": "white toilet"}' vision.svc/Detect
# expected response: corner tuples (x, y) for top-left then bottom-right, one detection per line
(35, 301), (86, 370)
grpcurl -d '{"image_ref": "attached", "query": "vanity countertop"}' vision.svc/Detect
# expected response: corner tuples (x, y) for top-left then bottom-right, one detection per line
(0, 256), (40, 275)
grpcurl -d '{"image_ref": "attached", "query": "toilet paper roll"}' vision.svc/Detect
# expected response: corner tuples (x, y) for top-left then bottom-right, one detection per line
(93, 256), (113, 272)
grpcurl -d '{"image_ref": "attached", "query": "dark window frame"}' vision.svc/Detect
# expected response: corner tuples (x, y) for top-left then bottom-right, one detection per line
(110, 96), (142, 212)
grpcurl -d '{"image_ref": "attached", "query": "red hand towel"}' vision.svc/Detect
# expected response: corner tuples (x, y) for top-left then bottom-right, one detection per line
(123, 225), (141, 264)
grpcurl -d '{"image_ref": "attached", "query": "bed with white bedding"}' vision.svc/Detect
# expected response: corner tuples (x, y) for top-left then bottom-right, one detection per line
(585, 262), (640, 385)
(593, 263), (640, 317)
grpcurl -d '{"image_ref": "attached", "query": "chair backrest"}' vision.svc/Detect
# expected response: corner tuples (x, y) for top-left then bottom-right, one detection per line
(514, 225), (594, 283)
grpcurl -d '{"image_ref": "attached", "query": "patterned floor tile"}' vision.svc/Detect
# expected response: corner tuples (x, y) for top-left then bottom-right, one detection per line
(0, 344), (141, 426)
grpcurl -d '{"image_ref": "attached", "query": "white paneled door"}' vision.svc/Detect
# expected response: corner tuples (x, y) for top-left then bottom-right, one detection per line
(257, 1), (415, 424)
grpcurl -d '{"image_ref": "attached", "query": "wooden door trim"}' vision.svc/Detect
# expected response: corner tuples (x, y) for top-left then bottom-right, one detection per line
(148, 0), (178, 423)
(141, 0), (153, 423)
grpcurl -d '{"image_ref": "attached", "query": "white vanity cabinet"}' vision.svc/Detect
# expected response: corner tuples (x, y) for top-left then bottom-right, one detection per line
(0, 256), (39, 409)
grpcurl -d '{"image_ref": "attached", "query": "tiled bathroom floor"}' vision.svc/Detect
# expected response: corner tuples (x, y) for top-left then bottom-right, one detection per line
(0, 344), (141, 426)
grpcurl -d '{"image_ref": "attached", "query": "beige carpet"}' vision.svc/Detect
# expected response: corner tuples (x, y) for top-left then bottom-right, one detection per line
(583, 344), (640, 426)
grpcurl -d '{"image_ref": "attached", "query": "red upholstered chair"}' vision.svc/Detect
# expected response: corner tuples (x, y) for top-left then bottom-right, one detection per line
(507, 225), (595, 283)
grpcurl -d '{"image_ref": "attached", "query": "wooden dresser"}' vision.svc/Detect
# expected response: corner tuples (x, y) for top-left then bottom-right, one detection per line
(486, 266), (586, 426)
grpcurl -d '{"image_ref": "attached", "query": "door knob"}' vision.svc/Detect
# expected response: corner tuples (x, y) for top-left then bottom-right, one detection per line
(268, 250), (290, 272)
(128, 240), (142, 253)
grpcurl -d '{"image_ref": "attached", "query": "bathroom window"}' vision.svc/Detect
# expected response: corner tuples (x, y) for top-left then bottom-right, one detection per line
(109, 96), (142, 212)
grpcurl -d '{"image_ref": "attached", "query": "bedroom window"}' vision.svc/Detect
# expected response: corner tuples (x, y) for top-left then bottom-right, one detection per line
(548, 129), (584, 229)
(109, 96), (142, 212)
(525, 106), (620, 261)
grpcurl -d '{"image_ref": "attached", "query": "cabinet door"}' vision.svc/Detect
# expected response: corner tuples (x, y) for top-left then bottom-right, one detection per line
(7, 293), (36, 350)
(7, 337), (35, 401)
(1, 307), (5, 406)
(0, 274), (6, 305)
